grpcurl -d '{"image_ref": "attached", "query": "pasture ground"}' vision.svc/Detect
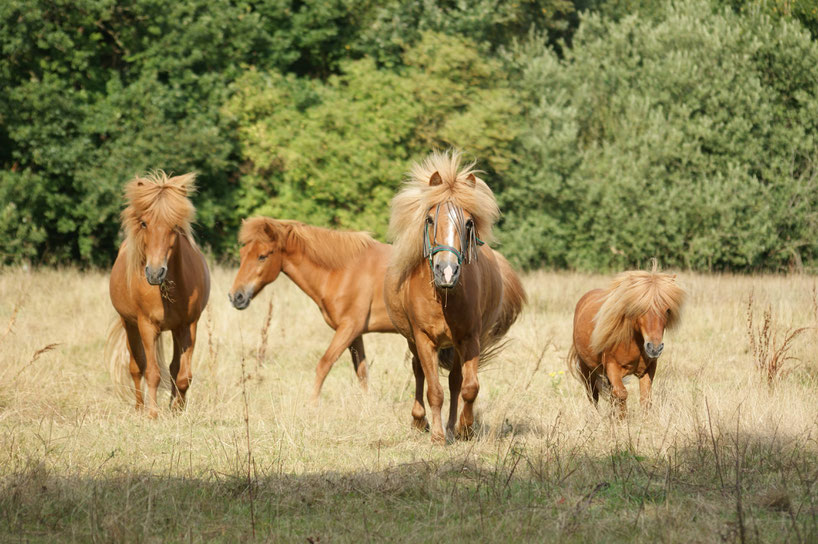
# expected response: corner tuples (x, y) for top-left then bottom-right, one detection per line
(1, 266), (817, 542)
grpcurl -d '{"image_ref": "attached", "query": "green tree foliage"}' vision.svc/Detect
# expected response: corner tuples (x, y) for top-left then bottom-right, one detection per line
(2, 0), (818, 271)
(225, 32), (519, 239)
(501, 0), (818, 271)
(0, 0), (379, 265)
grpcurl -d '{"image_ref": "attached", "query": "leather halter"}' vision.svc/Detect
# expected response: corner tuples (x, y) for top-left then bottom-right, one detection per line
(422, 201), (484, 270)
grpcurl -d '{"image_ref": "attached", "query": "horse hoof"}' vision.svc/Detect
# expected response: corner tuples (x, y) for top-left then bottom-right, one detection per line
(456, 425), (475, 440)
(412, 417), (430, 432)
(430, 431), (446, 444)
(147, 410), (158, 420)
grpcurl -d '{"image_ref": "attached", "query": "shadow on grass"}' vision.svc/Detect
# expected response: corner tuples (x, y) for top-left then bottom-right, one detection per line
(2, 429), (817, 543)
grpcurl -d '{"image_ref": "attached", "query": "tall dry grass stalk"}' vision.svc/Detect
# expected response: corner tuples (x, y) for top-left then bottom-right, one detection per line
(256, 296), (274, 368)
(745, 290), (810, 386)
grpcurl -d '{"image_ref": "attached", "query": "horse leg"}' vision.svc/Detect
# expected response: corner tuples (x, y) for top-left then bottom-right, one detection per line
(604, 361), (628, 419)
(410, 349), (428, 432)
(578, 361), (597, 405)
(124, 321), (147, 411)
(639, 360), (657, 411)
(170, 322), (197, 410)
(413, 332), (445, 443)
(348, 335), (368, 392)
(446, 357), (462, 437)
(169, 329), (183, 408)
(457, 337), (480, 439)
(137, 319), (162, 419)
(312, 325), (359, 401)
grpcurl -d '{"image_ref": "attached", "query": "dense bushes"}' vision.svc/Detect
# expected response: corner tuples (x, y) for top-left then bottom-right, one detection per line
(500, 1), (818, 271)
(1, 0), (817, 271)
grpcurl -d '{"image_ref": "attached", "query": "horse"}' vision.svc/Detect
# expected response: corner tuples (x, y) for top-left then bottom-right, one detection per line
(228, 217), (395, 400)
(106, 171), (210, 418)
(568, 265), (684, 417)
(384, 150), (526, 443)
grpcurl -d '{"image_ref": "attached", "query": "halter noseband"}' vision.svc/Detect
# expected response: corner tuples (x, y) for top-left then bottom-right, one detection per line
(422, 201), (485, 270)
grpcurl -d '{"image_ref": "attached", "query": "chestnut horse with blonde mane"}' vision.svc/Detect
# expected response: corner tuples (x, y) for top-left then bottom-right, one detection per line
(106, 172), (210, 418)
(228, 217), (395, 399)
(569, 265), (684, 417)
(384, 150), (526, 443)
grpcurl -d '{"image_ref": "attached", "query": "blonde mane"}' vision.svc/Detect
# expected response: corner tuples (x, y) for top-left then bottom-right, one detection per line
(388, 149), (499, 279)
(121, 171), (197, 281)
(590, 267), (685, 354)
(239, 217), (377, 270)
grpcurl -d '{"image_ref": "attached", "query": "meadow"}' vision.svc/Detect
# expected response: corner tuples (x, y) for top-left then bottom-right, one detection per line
(1, 265), (817, 542)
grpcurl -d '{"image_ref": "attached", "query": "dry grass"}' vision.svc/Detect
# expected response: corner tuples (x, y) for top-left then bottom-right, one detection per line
(1, 266), (817, 542)
(746, 290), (811, 386)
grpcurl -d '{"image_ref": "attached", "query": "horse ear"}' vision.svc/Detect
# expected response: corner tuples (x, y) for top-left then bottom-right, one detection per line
(429, 172), (442, 186)
(262, 221), (278, 242)
(465, 173), (477, 188)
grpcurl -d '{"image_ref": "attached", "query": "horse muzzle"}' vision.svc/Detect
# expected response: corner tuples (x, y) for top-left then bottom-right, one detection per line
(432, 260), (461, 289)
(644, 341), (664, 359)
(229, 287), (253, 310)
(145, 265), (167, 285)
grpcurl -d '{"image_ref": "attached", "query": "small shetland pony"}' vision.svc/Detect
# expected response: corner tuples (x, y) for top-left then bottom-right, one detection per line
(106, 172), (210, 418)
(569, 265), (684, 417)
(384, 150), (526, 443)
(228, 217), (395, 400)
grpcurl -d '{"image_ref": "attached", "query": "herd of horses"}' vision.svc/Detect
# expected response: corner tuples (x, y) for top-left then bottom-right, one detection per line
(105, 150), (686, 443)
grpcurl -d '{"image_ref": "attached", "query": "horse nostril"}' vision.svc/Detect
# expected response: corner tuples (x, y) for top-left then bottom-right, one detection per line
(658, 343), (664, 351)
(646, 342), (654, 351)
(235, 292), (244, 303)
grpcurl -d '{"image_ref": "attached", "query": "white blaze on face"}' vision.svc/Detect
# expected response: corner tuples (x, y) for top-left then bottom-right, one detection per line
(433, 203), (462, 284)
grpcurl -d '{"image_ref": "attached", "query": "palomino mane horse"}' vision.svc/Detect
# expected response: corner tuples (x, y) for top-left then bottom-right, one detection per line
(228, 217), (395, 399)
(106, 171), (211, 418)
(384, 150), (526, 443)
(569, 263), (684, 416)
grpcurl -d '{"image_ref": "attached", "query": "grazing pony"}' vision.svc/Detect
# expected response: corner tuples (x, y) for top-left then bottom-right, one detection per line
(384, 150), (526, 443)
(569, 266), (684, 416)
(107, 172), (210, 418)
(228, 217), (395, 400)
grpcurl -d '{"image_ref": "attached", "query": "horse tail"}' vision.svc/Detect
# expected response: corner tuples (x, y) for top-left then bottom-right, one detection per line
(567, 344), (582, 382)
(106, 318), (134, 402)
(438, 347), (455, 372)
(106, 318), (171, 403)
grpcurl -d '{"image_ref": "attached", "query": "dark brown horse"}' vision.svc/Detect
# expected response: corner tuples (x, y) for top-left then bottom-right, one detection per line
(384, 150), (526, 443)
(569, 266), (684, 417)
(228, 217), (395, 399)
(106, 172), (210, 418)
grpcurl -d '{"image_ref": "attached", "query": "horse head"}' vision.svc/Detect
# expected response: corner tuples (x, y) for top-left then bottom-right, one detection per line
(122, 172), (196, 287)
(229, 218), (286, 310)
(424, 171), (482, 289)
(635, 307), (671, 359)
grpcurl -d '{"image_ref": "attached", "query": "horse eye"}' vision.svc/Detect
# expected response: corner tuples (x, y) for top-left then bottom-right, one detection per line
(258, 254), (268, 262)
(140, 221), (147, 229)
(465, 219), (474, 229)
(425, 216), (434, 225)
(666, 309), (671, 315)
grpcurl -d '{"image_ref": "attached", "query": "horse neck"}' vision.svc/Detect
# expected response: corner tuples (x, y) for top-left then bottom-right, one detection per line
(280, 244), (334, 305)
(166, 234), (188, 283)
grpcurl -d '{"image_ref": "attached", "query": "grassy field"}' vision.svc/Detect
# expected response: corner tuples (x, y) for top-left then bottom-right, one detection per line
(1, 265), (817, 542)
